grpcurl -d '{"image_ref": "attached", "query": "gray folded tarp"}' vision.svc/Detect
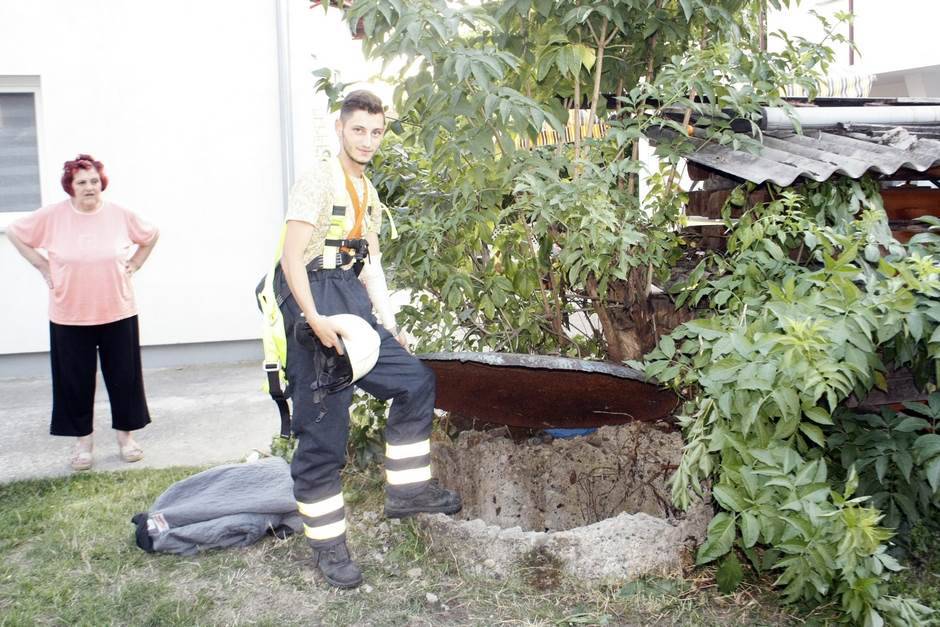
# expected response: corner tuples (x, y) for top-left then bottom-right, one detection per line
(132, 456), (302, 555)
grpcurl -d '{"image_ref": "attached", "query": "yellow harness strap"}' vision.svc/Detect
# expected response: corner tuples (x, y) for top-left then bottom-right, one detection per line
(257, 225), (291, 438)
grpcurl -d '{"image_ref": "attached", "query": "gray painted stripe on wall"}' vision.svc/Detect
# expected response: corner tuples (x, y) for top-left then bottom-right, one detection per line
(0, 339), (261, 378)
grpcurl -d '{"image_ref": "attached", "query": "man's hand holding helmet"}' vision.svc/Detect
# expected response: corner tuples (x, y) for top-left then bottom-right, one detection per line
(306, 314), (346, 355)
(295, 314), (381, 391)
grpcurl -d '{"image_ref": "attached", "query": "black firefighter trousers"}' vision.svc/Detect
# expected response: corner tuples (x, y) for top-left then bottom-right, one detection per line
(279, 267), (435, 548)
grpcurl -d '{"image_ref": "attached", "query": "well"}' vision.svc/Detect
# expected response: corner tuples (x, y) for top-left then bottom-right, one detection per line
(416, 353), (712, 583)
(421, 424), (711, 582)
(436, 423), (687, 532)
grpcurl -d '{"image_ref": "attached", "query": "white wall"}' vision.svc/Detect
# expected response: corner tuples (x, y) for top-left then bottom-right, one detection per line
(869, 66), (940, 99)
(0, 0), (287, 354)
(851, 0), (940, 74)
(286, 4), (395, 178)
(769, 0), (940, 88)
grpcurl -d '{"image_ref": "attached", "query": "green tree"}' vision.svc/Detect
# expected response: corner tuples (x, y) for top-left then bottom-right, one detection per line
(314, 1), (939, 623)
(320, 0), (826, 361)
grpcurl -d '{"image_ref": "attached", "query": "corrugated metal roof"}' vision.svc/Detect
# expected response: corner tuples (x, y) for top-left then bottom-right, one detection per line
(649, 126), (940, 186)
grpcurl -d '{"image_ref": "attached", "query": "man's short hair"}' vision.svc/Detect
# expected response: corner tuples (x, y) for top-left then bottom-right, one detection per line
(340, 90), (384, 120)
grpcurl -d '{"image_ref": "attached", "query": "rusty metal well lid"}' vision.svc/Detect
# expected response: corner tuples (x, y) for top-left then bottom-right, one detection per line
(419, 352), (678, 429)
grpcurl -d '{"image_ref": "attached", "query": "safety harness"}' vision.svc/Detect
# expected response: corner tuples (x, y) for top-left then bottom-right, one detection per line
(256, 158), (385, 439)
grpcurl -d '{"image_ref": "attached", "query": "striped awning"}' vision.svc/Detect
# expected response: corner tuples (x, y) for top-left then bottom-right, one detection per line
(515, 109), (609, 149)
(783, 69), (874, 99)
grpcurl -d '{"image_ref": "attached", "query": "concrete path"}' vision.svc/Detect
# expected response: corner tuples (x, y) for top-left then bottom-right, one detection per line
(0, 361), (278, 484)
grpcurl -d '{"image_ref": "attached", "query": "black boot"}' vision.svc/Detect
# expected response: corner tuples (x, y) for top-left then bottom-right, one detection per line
(385, 479), (462, 519)
(312, 540), (363, 589)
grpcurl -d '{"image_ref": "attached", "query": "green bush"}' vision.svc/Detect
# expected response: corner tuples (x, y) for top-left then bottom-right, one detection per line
(829, 401), (940, 532)
(640, 177), (939, 625)
(347, 392), (389, 467)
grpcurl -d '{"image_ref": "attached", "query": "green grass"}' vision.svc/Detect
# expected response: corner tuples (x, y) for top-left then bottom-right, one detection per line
(1, 465), (806, 626)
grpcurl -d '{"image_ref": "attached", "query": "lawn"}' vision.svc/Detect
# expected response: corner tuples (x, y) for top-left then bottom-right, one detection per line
(0, 463), (932, 626)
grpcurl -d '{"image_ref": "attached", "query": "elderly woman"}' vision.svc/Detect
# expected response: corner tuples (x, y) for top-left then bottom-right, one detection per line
(6, 154), (159, 471)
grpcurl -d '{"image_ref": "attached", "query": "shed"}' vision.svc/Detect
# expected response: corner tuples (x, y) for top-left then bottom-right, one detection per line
(649, 99), (940, 243)
(651, 99), (940, 407)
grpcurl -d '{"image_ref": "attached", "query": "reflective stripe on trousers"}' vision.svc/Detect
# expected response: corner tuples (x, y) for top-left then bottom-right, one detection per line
(298, 492), (346, 542)
(385, 439), (432, 485)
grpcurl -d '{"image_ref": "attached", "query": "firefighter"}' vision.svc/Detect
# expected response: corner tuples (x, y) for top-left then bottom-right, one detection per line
(278, 90), (461, 589)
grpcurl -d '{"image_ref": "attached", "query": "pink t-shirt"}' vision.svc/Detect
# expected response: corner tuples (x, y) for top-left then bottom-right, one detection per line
(10, 199), (158, 325)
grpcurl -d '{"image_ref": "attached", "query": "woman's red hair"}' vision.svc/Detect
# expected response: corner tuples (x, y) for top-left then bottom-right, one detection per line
(61, 154), (109, 195)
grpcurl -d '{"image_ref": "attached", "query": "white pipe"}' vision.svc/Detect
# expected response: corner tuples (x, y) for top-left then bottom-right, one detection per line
(762, 105), (940, 130)
(275, 0), (295, 213)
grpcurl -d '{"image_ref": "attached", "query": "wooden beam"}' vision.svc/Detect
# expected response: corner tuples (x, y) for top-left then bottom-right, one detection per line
(687, 188), (771, 218)
(846, 369), (928, 409)
(881, 187), (940, 220)
(881, 165), (940, 181)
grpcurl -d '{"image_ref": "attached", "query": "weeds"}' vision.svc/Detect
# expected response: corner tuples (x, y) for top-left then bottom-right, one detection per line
(886, 520), (940, 614)
(518, 546), (564, 591)
(0, 466), (846, 625)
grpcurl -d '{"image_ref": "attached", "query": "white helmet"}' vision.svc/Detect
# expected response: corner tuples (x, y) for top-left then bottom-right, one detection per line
(330, 313), (380, 384)
(294, 313), (380, 393)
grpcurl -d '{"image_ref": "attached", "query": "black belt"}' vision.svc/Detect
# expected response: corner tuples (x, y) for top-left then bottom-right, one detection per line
(305, 251), (357, 273)
(272, 239), (370, 307)
(307, 238), (369, 272)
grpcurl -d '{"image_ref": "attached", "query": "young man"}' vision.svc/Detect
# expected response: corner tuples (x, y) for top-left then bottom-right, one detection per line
(278, 90), (461, 589)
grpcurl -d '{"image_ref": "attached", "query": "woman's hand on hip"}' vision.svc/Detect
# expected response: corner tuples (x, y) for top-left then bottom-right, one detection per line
(7, 231), (53, 287)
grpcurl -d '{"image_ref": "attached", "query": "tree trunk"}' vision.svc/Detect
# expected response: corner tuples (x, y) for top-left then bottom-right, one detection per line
(573, 77), (581, 161)
(586, 274), (624, 362)
(590, 267), (693, 363)
(606, 267), (657, 362)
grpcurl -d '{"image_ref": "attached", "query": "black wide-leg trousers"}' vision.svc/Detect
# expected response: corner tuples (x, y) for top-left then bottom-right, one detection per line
(49, 315), (151, 437)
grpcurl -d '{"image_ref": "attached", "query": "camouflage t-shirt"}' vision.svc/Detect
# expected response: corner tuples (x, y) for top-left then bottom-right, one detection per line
(285, 159), (383, 265)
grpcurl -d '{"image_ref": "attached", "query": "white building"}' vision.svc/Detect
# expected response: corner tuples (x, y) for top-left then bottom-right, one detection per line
(769, 0), (940, 97)
(4, 1), (936, 377)
(0, 1), (379, 376)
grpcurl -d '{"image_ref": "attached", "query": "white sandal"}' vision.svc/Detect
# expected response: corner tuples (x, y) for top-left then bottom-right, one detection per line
(70, 446), (93, 471)
(120, 443), (144, 463)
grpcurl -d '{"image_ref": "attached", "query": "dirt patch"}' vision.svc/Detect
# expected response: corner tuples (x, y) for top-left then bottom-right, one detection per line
(433, 423), (692, 531)
(422, 423), (712, 582)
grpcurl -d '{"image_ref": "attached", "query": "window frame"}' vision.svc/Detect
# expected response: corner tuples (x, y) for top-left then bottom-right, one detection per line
(0, 76), (43, 231)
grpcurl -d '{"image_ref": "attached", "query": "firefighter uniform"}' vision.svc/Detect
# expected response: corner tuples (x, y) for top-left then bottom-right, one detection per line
(277, 158), (436, 549)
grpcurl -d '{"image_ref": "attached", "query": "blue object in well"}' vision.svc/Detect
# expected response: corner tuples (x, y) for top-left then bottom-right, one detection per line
(545, 428), (597, 439)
